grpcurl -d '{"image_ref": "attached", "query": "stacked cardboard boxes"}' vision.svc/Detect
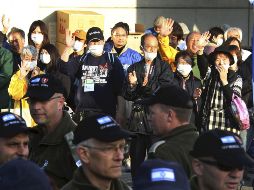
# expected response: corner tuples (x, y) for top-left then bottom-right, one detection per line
(56, 10), (104, 55)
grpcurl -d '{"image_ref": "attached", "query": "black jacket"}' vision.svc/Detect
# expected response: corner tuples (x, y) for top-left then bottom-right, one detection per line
(123, 57), (174, 101)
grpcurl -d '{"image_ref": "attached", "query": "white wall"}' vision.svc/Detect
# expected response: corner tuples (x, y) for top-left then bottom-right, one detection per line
(0, 0), (253, 46)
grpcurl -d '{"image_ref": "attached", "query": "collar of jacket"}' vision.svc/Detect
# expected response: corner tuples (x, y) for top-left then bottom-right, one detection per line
(111, 45), (128, 56)
(35, 111), (76, 145)
(161, 124), (198, 140)
(70, 167), (130, 190)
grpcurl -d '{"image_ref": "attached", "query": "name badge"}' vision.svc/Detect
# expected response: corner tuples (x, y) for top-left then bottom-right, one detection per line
(84, 79), (94, 92)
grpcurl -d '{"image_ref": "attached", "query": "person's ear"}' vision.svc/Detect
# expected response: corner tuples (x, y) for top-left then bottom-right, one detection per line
(192, 159), (204, 176)
(76, 146), (90, 164)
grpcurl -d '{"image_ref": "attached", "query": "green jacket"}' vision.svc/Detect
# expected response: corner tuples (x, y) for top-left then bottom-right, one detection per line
(29, 111), (77, 188)
(0, 47), (13, 108)
(61, 167), (131, 190)
(148, 124), (199, 178)
(190, 175), (200, 190)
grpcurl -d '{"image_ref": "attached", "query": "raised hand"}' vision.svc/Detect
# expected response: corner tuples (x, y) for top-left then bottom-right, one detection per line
(65, 28), (75, 48)
(18, 61), (30, 79)
(128, 71), (137, 87)
(159, 18), (174, 37)
(196, 31), (211, 50)
(2, 14), (10, 34)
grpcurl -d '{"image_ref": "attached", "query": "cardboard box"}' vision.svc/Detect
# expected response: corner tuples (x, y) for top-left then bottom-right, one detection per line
(135, 24), (145, 33)
(57, 10), (104, 44)
(127, 33), (144, 53)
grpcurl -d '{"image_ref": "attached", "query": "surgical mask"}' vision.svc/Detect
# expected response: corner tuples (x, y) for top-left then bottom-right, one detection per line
(233, 55), (238, 64)
(216, 38), (223, 46)
(144, 51), (157, 61)
(28, 60), (37, 70)
(89, 45), (104, 56)
(73, 40), (84, 52)
(177, 64), (192, 77)
(40, 54), (51, 64)
(31, 33), (44, 45)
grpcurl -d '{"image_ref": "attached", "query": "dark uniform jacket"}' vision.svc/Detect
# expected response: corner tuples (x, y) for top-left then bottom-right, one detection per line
(190, 176), (200, 190)
(61, 167), (131, 190)
(148, 124), (198, 178)
(29, 111), (77, 188)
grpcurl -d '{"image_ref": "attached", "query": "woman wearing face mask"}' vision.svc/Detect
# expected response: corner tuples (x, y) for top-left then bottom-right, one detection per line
(204, 26), (224, 55)
(174, 51), (202, 127)
(38, 43), (71, 103)
(8, 45), (41, 127)
(28, 20), (50, 53)
(199, 46), (242, 133)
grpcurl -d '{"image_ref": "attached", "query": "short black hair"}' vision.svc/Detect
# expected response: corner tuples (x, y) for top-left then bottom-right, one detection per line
(111, 22), (129, 35)
(175, 51), (193, 66)
(208, 27), (224, 42)
(223, 37), (242, 51)
(171, 21), (183, 41)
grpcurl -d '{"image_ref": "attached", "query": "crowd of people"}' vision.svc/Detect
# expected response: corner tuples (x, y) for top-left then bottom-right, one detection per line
(0, 14), (253, 190)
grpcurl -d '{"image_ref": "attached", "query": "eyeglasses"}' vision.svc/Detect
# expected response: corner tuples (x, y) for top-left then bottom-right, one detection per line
(27, 96), (63, 104)
(113, 34), (127, 38)
(198, 159), (244, 171)
(82, 144), (129, 154)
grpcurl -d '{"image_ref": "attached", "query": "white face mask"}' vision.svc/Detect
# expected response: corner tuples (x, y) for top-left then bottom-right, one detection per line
(177, 64), (192, 77)
(89, 45), (104, 56)
(31, 33), (44, 45)
(73, 40), (84, 52)
(28, 60), (37, 71)
(144, 51), (157, 61)
(216, 38), (223, 46)
(40, 54), (51, 64)
(233, 55), (238, 64)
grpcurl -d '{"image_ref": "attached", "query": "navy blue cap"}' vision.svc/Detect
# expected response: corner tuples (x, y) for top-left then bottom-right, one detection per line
(133, 159), (190, 190)
(25, 73), (67, 101)
(0, 158), (52, 190)
(190, 129), (254, 168)
(0, 112), (35, 138)
(138, 85), (193, 109)
(73, 114), (132, 145)
(86, 27), (104, 43)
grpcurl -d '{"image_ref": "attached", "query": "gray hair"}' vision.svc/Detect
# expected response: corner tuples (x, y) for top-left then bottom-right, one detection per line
(224, 27), (243, 42)
(20, 45), (37, 60)
(153, 16), (166, 27)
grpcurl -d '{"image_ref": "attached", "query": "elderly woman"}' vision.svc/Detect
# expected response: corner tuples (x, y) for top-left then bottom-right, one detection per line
(8, 45), (41, 127)
(199, 46), (242, 133)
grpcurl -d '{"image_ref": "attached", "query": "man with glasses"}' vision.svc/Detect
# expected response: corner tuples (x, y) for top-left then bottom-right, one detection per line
(61, 114), (132, 190)
(26, 74), (77, 188)
(190, 129), (254, 190)
(123, 33), (174, 178)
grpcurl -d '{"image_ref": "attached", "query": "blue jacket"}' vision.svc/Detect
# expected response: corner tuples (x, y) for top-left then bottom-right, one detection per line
(104, 42), (142, 74)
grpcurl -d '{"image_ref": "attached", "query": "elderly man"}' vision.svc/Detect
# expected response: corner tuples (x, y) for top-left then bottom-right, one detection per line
(190, 129), (254, 190)
(0, 112), (34, 165)
(139, 85), (199, 178)
(61, 114), (132, 190)
(123, 33), (174, 177)
(27, 73), (77, 188)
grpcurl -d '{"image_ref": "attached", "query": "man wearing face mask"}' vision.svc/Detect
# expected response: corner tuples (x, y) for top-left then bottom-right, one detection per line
(123, 33), (174, 178)
(71, 30), (86, 57)
(59, 27), (125, 123)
